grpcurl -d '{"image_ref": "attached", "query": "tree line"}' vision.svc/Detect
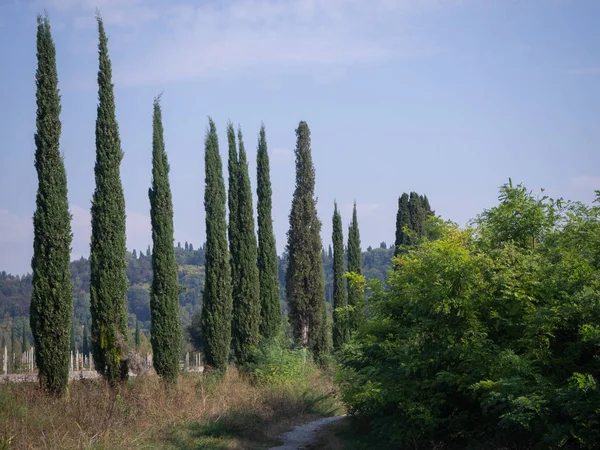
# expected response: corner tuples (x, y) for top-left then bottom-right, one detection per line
(28, 12), (434, 399)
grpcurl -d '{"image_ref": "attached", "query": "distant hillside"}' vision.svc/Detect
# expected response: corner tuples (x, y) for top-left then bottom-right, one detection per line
(0, 242), (394, 349)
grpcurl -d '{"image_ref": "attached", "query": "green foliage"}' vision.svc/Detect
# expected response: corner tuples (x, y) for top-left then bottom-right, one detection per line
(332, 202), (349, 349)
(201, 118), (233, 373)
(89, 14), (129, 385)
(256, 124), (282, 341)
(246, 338), (313, 386)
(346, 203), (363, 332)
(30, 14), (73, 395)
(394, 193), (410, 253)
(231, 128), (261, 366)
(148, 95), (181, 383)
(340, 182), (600, 449)
(285, 121), (326, 357)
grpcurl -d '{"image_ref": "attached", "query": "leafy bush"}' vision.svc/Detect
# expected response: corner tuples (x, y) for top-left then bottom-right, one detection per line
(246, 337), (314, 386)
(339, 183), (600, 449)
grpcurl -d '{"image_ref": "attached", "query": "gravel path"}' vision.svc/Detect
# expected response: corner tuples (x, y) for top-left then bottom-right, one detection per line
(270, 415), (345, 450)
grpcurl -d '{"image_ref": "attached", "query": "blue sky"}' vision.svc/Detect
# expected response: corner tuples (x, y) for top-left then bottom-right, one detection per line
(0, 0), (599, 275)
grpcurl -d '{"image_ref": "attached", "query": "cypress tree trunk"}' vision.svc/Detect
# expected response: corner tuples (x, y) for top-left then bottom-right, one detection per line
(231, 128), (261, 365)
(149, 95), (181, 383)
(30, 14), (73, 396)
(89, 14), (129, 385)
(332, 202), (348, 349)
(394, 192), (411, 255)
(256, 124), (281, 341)
(347, 202), (362, 302)
(285, 121), (326, 355)
(201, 118), (233, 372)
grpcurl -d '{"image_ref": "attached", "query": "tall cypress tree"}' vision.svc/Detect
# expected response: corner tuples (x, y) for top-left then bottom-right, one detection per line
(148, 95), (181, 383)
(347, 202), (362, 307)
(82, 324), (89, 356)
(30, 14), (73, 395)
(227, 122), (240, 289)
(285, 121), (325, 354)
(409, 192), (425, 241)
(89, 14), (129, 385)
(201, 118), (233, 372)
(394, 192), (411, 254)
(332, 202), (348, 349)
(256, 124), (281, 341)
(231, 128), (261, 365)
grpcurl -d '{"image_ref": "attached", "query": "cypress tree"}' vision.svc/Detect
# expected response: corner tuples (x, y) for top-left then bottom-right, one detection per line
(231, 128), (261, 365)
(409, 192), (426, 241)
(394, 192), (411, 254)
(30, 14), (73, 395)
(89, 14), (129, 385)
(285, 121), (325, 354)
(134, 321), (140, 351)
(21, 321), (29, 353)
(332, 202), (348, 349)
(256, 124), (281, 340)
(82, 324), (89, 356)
(227, 122), (240, 289)
(328, 244), (333, 259)
(347, 202), (362, 307)
(148, 95), (181, 383)
(201, 118), (233, 372)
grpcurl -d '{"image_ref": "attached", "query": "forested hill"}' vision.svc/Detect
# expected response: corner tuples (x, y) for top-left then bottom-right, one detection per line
(0, 242), (394, 332)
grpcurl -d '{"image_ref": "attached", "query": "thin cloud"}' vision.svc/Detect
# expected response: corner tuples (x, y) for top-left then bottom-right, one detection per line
(36, 0), (456, 87)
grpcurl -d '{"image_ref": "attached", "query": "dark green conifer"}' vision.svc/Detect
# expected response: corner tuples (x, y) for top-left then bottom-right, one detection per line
(227, 122), (240, 287)
(30, 14), (73, 395)
(256, 124), (281, 341)
(409, 192), (426, 241)
(231, 128), (261, 365)
(347, 201), (362, 304)
(89, 14), (129, 385)
(332, 202), (348, 349)
(201, 118), (233, 372)
(82, 324), (89, 356)
(394, 192), (411, 254)
(285, 121), (326, 355)
(148, 95), (181, 383)
(134, 321), (140, 351)
(21, 321), (29, 353)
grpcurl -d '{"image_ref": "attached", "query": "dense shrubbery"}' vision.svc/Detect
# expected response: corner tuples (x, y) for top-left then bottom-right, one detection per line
(247, 338), (313, 386)
(339, 182), (600, 449)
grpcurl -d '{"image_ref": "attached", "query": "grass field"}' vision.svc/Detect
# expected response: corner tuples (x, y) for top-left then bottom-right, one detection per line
(0, 367), (343, 449)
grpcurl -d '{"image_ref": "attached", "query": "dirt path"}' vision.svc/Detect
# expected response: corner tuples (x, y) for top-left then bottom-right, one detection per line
(270, 415), (345, 450)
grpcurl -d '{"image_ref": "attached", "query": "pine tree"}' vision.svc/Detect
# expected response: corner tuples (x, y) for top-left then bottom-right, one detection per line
(347, 201), (362, 301)
(30, 14), (73, 395)
(285, 121), (326, 355)
(256, 124), (281, 341)
(201, 118), (233, 372)
(394, 192), (411, 254)
(148, 95), (181, 383)
(89, 14), (129, 385)
(332, 202), (348, 349)
(231, 127), (261, 365)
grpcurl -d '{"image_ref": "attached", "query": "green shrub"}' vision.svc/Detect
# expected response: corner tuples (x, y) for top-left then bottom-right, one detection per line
(246, 337), (313, 386)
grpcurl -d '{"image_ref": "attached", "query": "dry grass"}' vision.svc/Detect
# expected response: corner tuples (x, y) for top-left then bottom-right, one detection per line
(0, 367), (343, 449)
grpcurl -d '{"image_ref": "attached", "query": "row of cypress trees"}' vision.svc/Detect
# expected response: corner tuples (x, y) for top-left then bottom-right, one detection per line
(30, 12), (425, 394)
(394, 191), (434, 253)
